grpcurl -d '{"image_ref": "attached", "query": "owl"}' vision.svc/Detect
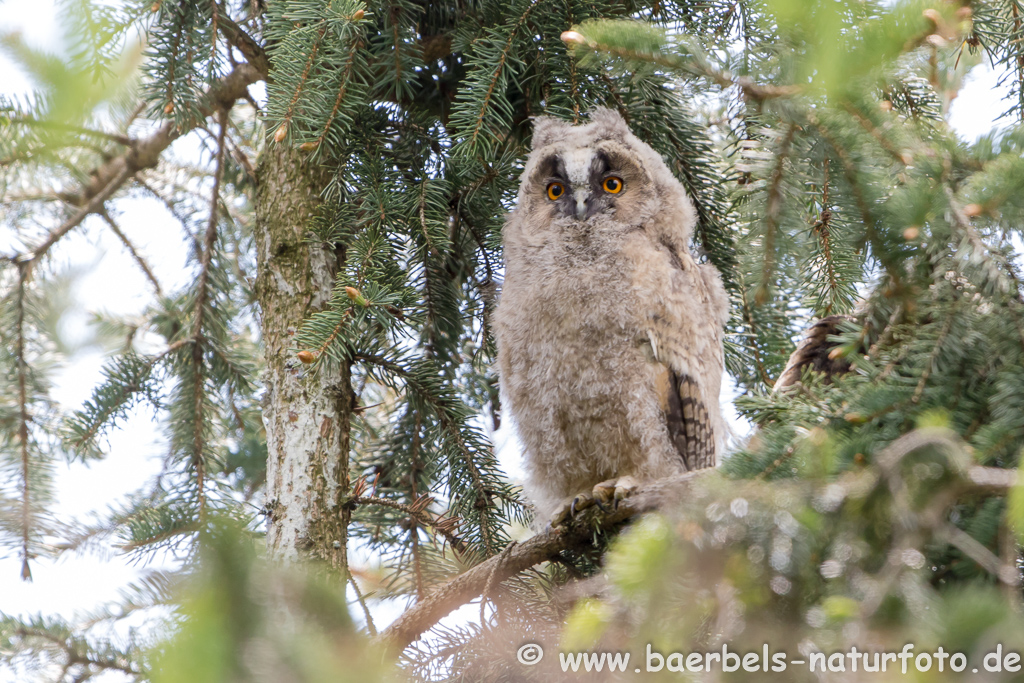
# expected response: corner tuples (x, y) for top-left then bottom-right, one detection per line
(494, 109), (730, 524)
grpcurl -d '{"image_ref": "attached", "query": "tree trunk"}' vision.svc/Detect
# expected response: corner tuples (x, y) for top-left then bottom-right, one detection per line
(254, 143), (352, 573)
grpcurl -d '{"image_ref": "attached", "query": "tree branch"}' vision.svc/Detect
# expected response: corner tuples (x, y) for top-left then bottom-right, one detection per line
(25, 165), (133, 264)
(216, 14), (271, 78)
(99, 212), (163, 296)
(375, 469), (711, 652)
(61, 63), (262, 210)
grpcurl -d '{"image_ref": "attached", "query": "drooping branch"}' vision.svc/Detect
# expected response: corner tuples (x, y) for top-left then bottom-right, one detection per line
(755, 123), (796, 305)
(15, 264), (31, 582)
(100, 212), (163, 296)
(190, 107), (230, 522)
(375, 470), (711, 652)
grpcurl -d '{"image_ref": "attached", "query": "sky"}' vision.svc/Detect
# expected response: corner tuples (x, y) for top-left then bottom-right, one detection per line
(0, 1), (1017, 680)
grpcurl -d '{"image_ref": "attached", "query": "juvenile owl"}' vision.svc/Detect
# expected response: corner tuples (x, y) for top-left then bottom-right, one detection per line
(494, 109), (730, 523)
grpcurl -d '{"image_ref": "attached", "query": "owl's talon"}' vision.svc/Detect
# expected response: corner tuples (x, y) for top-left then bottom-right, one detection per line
(613, 476), (640, 503)
(592, 480), (615, 507)
(570, 492), (595, 517)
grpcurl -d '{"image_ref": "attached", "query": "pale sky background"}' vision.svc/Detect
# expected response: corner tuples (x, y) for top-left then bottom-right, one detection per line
(0, 0), (1016, 680)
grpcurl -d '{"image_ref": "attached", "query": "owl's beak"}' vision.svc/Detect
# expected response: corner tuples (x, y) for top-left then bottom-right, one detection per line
(574, 189), (590, 220)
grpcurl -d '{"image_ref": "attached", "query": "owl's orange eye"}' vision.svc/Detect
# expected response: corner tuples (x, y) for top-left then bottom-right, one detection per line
(602, 176), (623, 194)
(546, 182), (565, 201)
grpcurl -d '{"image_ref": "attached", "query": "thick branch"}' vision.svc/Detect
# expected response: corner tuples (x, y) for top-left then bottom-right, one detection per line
(62, 63), (262, 210)
(375, 470), (711, 652)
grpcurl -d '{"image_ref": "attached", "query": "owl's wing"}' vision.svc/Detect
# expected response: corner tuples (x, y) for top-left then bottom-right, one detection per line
(660, 368), (716, 470)
(644, 246), (728, 472)
(773, 314), (854, 392)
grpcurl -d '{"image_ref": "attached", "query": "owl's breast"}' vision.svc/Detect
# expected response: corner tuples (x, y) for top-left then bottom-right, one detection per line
(495, 239), (656, 410)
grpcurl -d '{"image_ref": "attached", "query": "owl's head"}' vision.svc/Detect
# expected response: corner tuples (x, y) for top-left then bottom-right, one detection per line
(512, 109), (695, 240)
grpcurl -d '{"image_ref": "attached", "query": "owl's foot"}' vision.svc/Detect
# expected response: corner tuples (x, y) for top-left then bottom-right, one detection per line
(549, 476), (640, 527)
(592, 475), (640, 508)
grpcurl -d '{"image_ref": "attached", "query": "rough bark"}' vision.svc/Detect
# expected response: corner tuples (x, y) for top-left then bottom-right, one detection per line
(254, 142), (353, 572)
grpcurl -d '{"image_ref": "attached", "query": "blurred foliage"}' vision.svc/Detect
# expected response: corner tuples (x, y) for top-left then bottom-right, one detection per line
(149, 520), (389, 683)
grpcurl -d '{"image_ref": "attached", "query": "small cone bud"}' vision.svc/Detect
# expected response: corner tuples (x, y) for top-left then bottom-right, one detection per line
(561, 30), (586, 45)
(274, 125), (288, 143)
(922, 8), (942, 25)
(297, 350), (316, 364)
(151, 2), (160, 11)
(163, 102), (174, 114)
(963, 203), (983, 217)
(845, 413), (865, 424)
(299, 141), (318, 152)
(345, 286), (362, 301)
(903, 226), (920, 240)
(828, 346), (845, 360)
(352, 9), (364, 20)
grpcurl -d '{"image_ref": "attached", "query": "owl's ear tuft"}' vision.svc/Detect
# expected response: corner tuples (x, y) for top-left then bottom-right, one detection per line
(531, 116), (571, 149)
(588, 107), (629, 135)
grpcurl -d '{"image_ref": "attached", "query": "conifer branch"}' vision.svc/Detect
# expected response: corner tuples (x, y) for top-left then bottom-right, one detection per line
(739, 280), (773, 386)
(164, 8), (186, 110)
(353, 351), (498, 552)
(1013, 3), (1024, 112)
(210, 0), (220, 68)
(841, 101), (909, 165)
(315, 39), (362, 150)
(755, 124), (795, 305)
(189, 108), (229, 521)
(15, 264), (31, 582)
(64, 63), (261, 210)
(26, 165), (133, 265)
(911, 313), (953, 404)
(376, 470), (710, 651)
(409, 412), (425, 601)
(353, 495), (464, 552)
(7, 117), (134, 146)
(410, 519), (425, 600)
(11, 626), (141, 676)
(811, 158), (838, 314)
(276, 23), (329, 141)
(466, 0), (544, 151)
(810, 116), (897, 283)
(563, 30), (801, 100)
(63, 341), (189, 455)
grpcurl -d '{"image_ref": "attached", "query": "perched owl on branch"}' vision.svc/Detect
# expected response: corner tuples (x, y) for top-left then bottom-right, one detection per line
(494, 109), (730, 524)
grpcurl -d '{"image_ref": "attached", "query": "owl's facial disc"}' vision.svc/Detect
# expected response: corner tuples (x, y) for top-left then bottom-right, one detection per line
(538, 148), (624, 222)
